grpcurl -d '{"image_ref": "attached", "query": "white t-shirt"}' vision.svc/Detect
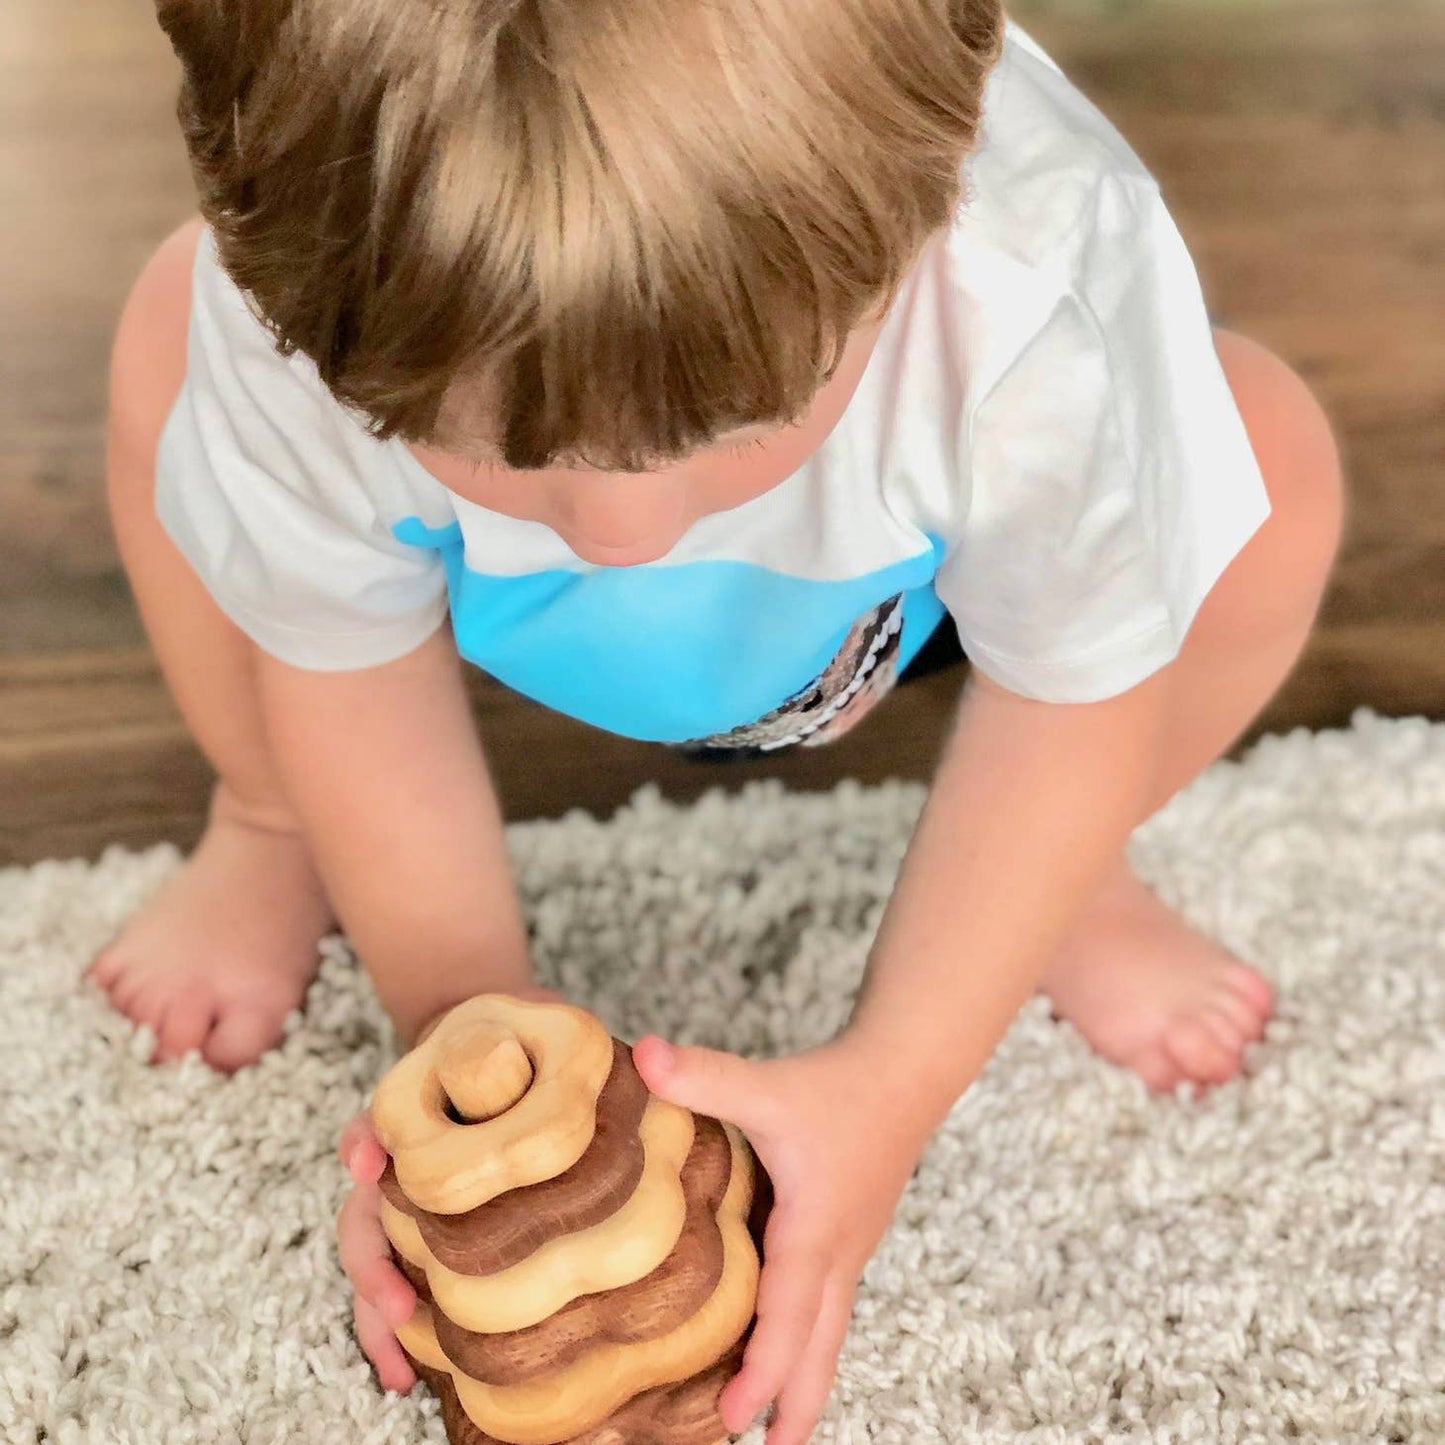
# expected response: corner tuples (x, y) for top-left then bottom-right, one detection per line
(155, 18), (1270, 751)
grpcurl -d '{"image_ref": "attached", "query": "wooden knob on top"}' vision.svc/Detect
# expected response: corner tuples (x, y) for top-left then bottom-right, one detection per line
(437, 1018), (534, 1122)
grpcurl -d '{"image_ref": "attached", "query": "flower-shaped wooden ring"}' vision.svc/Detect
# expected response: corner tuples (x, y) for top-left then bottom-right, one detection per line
(371, 995), (616, 1215)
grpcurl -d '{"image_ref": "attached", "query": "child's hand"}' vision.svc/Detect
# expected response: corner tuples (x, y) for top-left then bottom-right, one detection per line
(632, 1033), (927, 1445)
(337, 1109), (419, 1394)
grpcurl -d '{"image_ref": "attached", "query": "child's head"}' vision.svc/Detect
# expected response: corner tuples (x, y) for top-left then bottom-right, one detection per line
(158, 0), (1003, 476)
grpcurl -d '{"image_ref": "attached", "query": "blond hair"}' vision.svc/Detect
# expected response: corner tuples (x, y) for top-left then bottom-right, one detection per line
(156, 0), (1005, 470)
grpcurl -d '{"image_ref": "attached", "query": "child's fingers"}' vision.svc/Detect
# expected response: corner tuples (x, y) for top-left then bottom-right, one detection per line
(339, 1113), (387, 1182)
(338, 1112), (372, 1166)
(720, 1215), (830, 1432)
(337, 1180), (418, 1326)
(354, 1292), (418, 1395)
(763, 1275), (853, 1445)
(349, 1135), (387, 1184)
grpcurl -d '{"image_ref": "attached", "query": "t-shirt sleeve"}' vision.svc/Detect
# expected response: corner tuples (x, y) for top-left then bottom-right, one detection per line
(153, 231), (451, 673)
(936, 172), (1272, 703)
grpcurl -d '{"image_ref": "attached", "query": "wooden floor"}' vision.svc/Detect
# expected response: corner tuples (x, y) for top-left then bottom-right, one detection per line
(2, 0), (1443, 863)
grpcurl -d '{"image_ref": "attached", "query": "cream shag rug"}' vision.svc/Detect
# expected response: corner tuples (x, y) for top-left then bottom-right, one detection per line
(2, 708), (1442, 1444)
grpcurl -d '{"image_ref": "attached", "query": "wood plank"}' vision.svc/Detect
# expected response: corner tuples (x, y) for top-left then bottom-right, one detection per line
(1, 652), (968, 862)
(5, 623), (1438, 864)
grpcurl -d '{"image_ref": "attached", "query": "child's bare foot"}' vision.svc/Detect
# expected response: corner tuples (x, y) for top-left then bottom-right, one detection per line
(1037, 858), (1274, 1093)
(85, 782), (335, 1072)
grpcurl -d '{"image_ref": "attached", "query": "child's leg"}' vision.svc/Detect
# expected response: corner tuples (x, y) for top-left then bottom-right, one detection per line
(1040, 327), (1346, 1091)
(85, 221), (333, 1072)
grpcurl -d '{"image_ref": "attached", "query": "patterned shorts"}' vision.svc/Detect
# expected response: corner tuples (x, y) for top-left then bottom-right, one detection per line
(674, 612), (967, 762)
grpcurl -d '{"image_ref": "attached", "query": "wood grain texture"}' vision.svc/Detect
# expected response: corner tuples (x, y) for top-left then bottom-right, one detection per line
(370, 997), (761, 1445)
(412, 1339), (749, 1445)
(371, 995), (618, 1218)
(2, 0), (1442, 863)
(380, 1041), (652, 1277)
(411, 1120), (732, 1388)
(392, 1122), (756, 1445)
(382, 1099), (696, 1334)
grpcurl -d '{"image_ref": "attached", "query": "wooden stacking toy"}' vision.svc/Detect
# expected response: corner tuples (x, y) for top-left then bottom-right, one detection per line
(369, 994), (766, 1444)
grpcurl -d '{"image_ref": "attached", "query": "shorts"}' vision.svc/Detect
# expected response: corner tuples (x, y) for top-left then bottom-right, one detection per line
(893, 610), (969, 685)
(677, 612), (967, 762)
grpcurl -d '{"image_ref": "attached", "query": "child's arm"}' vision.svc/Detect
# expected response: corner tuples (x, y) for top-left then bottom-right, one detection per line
(630, 660), (1174, 1442)
(251, 623), (536, 1047)
(841, 659), (1172, 1144)
(292, 619), (563, 1401)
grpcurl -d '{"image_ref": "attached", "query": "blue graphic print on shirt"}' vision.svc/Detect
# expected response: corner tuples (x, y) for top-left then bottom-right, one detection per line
(392, 517), (949, 747)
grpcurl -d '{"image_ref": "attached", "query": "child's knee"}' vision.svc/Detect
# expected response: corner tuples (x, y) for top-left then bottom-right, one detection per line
(1214, 327), (1346, 596)
(106, 218), (202, 524)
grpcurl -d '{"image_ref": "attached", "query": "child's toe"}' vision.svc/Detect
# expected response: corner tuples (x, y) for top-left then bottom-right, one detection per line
(125, 977), (178, 1034)
(1131, 1045), (1184, 1094)
(1223, 961), (1275, 1019)
(109, 966), (152, 1017)
(155, 987), (220, 1062)
(1164, 1016), (1240, 1086)
(202, 1002), (287, 1073)
(1209, 981), (1267, 1042)
(1197, 1001), (1251, 1059)
(86, 946), (125, 989)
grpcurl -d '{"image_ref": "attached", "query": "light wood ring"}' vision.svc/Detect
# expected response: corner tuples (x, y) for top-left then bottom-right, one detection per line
(370, 995), (615, 1215)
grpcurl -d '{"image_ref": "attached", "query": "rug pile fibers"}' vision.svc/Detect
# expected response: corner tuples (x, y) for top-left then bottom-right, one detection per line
(1, 709), (1441, 1443)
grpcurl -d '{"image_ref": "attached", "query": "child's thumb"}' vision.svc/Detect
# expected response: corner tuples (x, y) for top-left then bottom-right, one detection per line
(630, 1036), (774, 1136)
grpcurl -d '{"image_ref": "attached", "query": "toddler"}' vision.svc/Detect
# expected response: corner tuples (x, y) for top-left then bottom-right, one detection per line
(91, 0), (1344, 1438)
